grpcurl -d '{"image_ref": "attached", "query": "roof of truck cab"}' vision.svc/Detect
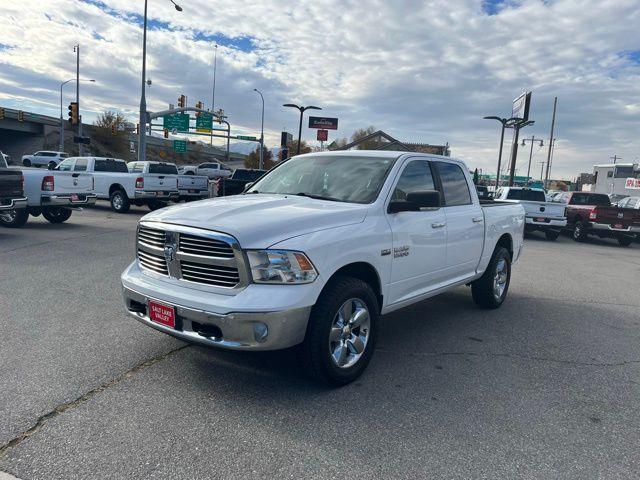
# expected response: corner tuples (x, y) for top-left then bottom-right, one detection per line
(296, 150), (456, 161)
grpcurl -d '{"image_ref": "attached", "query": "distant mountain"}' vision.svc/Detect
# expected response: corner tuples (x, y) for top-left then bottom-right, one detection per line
(228, 142), (257, 155)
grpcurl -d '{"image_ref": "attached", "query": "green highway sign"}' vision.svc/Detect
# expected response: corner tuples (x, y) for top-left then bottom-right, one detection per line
(173, 139), (187, 153)
(163, 113), (190, 132)
(237, 135), (257, 141)
(196, 112), (213, 133)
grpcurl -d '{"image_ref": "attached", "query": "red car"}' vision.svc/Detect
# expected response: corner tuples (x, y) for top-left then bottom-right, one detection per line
(554, 192), (640, 246)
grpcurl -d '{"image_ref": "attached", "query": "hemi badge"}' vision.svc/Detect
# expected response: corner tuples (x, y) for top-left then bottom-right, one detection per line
(381, 249), (391, 256)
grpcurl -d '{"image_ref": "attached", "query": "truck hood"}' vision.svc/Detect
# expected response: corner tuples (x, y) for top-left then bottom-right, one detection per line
(142, 194), (369, 248)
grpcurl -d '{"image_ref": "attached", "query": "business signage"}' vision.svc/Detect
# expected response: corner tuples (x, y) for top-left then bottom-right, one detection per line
(512, 92), (531, 122)
(280, 131), (293, 147)
(625, 178), (640, 190)
(317, 129), (328, 141)
(308, 116), (338, 130)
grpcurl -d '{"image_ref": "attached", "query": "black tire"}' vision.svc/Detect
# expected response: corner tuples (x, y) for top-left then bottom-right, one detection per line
(471, 246), (511, 309)
(303, 276), (379, 386)
(147, 200), (168, 211)
(22, 159), (31, 167)
(0, 209), (29, 228)
(42, 207), (72, 224)
(110, 189), (130, 213)
(48, 161), (57, 170)
(545, 230), (560, 241)
(185, 171), (194, 175)
(572, 221), (589, 242)
(617, 235), (633, 247)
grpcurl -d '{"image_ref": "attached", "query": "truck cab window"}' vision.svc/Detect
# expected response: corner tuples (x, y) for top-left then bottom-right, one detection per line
(436, 162), (472, 206)
(392, 160), (435, 201)
(57, 159), (74, 171)
(74, 158), (87, 172)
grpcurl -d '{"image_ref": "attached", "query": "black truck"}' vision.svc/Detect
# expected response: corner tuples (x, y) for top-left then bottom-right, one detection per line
(0, 154), (28, 227)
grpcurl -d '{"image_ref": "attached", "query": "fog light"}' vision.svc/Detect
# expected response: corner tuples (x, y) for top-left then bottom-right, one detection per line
(253, 322), (268, 343)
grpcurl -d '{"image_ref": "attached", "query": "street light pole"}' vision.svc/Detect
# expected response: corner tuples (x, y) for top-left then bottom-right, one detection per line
(483, 116), (517, 189)
(521, 135), (544, 184)
(254, 88), (264, 169)
(283, 104), (321, 155)
(507, 120), (534, 186)
(210, 44), (218, 146)
(74, 45), (84, 155)
(60, 78), (95, 151)
(139, 0), (182, 162)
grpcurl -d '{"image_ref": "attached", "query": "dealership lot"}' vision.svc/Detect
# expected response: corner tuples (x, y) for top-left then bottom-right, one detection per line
(1, 206), (639, 479)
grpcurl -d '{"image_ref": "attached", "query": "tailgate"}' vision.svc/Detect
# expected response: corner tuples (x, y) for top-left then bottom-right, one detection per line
(142, 174), (178, 191)
(0, 170), (23, 198)
(177, 175), (208, 190)
(595, 206), (640, 227)
(53, 172), (94, 193)
(522, 201), (565, 218)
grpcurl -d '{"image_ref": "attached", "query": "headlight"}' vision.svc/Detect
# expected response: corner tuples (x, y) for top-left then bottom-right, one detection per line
(247, 250), (318, 284)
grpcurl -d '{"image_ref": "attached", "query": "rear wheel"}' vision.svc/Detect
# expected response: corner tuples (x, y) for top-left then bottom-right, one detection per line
(304, 276), (379, 386)
(110, 189), (130, 213)
(572, 221), (589, 242)
(471, 246), (511, 309)
(0, 209), (29, 227)
(617, 235), (633, 247)
(42, 207), (72, 224)
(147, 200), (168, 211)
(48, 161), (57, 170)
(22, 159), (31, 167)
(545, 230), (560, 241)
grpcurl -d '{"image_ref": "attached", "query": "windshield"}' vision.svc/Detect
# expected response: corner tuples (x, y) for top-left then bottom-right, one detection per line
(247, 155), (397, 203)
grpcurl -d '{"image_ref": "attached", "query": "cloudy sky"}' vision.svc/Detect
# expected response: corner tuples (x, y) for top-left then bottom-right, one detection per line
(1, 0), (639, 178)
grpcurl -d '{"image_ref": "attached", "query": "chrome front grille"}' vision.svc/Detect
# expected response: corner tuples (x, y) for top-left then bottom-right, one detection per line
(136, 222), (246, 290)
(137, 248), (168, 275)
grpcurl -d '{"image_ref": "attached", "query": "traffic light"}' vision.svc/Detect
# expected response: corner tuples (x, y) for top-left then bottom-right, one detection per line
(111, 124), (117, 136)
(0, 108), (5, 120)
(163, 128), (169, 139)
(195, 101), (203, 117)
(136, 123), (140, 135)
(68, 102), (78, 125)
(17, 110), (24, 122)
(178, 95), (186, 108)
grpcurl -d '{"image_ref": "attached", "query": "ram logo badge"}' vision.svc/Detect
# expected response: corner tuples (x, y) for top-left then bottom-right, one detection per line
(393, 245), (410, 258)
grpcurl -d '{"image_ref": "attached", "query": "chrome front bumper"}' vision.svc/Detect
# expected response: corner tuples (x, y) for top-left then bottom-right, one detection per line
(0, 197), (27, 211)
(134, 190), (180, 200)
(123, 286), (311, 351)
(42, 193), (97, 207)
(590, 222), (640, 234)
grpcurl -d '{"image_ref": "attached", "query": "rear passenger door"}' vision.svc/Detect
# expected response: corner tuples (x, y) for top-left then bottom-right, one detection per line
(435, 161), (484, 281)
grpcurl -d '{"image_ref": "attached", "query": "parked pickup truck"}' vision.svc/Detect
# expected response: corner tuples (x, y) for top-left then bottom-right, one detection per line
(22, 151), (68, 169)
(57, 157), (179, 213)
(554, 191), (640, 246)
(128, 161), (209, 202)
(0, 155), (28, 226)
(0, 167), (96, 227)
(215, 168), (267, 197)
(121, 151), (525, 385)
(178, 162), (233, 179)
(494, 187), (566, 240)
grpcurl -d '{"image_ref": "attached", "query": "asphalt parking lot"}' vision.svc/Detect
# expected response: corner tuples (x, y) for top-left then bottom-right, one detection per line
(1, 204), (639, 479)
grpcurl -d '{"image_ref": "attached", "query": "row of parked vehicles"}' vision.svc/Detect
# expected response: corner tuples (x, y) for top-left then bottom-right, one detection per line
(0, 154), (266, 227)
(478, 185), (640, 246)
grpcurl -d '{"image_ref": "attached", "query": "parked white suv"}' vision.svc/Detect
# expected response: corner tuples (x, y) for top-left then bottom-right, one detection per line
(122, 151), (525, 385)
(179, 162), (232, 179)
(22, 151), (68, 169)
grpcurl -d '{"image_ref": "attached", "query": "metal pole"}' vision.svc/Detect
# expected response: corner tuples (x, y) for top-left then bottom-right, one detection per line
(224, 120), (230, 163)
(539, 161), (545, 181)
(59, 83), (64, 151)
(254, 89), (264, 169)
(526, 135), (535, 183)
(544, 97), (557, 189)
(508, 124), (520, 186)
(138, 0), (148, 162)
(296, 107), (303, 155)
(76, 45), (83, 155)
(496, 121), (506, 189)
(210, 44), (217, 146)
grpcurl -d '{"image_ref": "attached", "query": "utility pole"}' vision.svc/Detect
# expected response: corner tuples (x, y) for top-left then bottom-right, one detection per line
(539, 161), (545, 181)
(210, 44), (218, 146)
(610, 154), (621, 164)
(74, 45), (83, 155)
(544, 97), (557, 189)
(521, 135), (543, 184)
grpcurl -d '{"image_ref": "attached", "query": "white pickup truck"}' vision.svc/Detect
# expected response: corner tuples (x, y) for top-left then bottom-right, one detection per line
(0, 167), (96, 227)
(121, 151), (525, 385)
(178, 162), (232, 179)
(494, 187), (567, 240)
(57, 157), (179, 213)
(128, 161), (209, 202)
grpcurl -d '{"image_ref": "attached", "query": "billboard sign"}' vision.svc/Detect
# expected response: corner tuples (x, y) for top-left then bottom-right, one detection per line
(512, 92), (531, 122)
(625, 178), (640, 189)
(317, 129), (328, 141)
(308, 116), (338, 130)
(280, 131), (293, 147)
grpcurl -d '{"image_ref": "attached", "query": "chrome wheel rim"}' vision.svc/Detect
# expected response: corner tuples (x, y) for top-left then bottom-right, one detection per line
(0, 209), (16, 222)
(493, 258), (508, 301)
(329, 298), (370, 369)
(113, 194), (123, 210)
(574, 224), (581, 238)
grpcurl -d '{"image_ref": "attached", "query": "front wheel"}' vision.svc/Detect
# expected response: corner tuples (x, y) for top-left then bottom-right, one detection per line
(22, 159), (31, 167)
(471, 246), (511, 309)
(110, 189), (130, 213)
(42, 207), (72, 224)
(0, 209), (29, 227)
(573, 221), (589, 242)
(304, 277), (379, 386)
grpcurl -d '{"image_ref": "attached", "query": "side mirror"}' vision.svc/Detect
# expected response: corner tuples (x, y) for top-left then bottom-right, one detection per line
(243, 182), (254, 192)
(388, 190), (441, 213)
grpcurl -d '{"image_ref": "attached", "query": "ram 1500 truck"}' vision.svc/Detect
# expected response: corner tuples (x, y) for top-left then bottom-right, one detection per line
(57, 157), (179, 213)
(128, 161), (209, 202)
(0, 156), (28, 226)
(494, 187), (567, 240)
(555, 191), (640, 246)
(0, 167), (96, 227)
(121, 151), (525, 385)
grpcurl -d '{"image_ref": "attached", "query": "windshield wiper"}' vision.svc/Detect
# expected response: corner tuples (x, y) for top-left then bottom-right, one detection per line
(294, 192), (341, 202)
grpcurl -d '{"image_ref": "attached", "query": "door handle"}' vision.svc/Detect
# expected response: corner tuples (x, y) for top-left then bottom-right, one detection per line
(431, 222), (446, 229)
(472, 217), (484, 223)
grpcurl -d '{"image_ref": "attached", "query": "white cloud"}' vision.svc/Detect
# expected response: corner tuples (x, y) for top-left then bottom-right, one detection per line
(1, 0), (639, 178)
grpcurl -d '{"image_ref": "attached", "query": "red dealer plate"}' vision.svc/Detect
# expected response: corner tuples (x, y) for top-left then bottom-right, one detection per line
(148, 300), (175, 328)
(70, 194), (79, 201)
(614, 224), (624, 229)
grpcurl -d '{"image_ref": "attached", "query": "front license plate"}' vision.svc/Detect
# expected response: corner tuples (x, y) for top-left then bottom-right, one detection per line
(149, 300), (175, 328)
(188, 189), (197, 193)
